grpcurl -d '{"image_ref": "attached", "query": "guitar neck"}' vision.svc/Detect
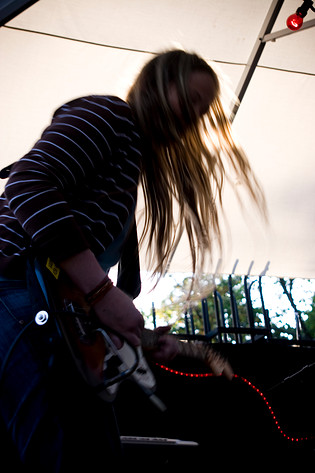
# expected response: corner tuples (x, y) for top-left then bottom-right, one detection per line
(142, 329), (214, 366)
(141, 329), (233, 379)
(142, 328), (202, 358)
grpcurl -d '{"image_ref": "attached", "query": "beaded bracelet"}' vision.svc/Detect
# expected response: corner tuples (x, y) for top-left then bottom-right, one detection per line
(85, 276), (114, 307)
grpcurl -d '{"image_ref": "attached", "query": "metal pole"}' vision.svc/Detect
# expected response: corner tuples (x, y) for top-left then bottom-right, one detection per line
(228, 274), (242, 344)
(214, 290), (227, 343)
(244, 275), (256, 342)
(152, 302), (157, 329)
(258, 276), (272, 340)
(201, 298), (211, 336)
(231, 0), (285, 121)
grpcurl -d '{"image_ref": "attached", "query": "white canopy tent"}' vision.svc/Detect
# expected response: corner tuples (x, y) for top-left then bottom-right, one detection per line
(0, 0), (314, 279)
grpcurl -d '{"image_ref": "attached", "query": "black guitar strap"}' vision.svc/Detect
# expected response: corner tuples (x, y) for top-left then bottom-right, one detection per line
(0, 163), (15, 179)
(25, 257), (51, 315)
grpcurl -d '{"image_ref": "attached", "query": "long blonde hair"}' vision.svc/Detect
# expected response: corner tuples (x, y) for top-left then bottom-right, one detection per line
(127, 50), (266, 279)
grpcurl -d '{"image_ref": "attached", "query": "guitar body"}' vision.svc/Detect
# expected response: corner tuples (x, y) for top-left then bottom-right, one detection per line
(54, 301), (114, 399)
(40, 265), (156, 403)
(37, 258), (232, 406)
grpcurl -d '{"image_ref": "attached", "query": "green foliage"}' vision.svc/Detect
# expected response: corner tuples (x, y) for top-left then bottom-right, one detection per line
(304, 294), (315, 336)
(142, 274), (315, 342)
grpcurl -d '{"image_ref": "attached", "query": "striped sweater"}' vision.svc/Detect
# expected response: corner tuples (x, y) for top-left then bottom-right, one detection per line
(0, 95), (143, 283)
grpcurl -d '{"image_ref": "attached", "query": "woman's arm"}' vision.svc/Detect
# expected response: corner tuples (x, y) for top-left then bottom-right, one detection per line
(59, 248), (144, 348)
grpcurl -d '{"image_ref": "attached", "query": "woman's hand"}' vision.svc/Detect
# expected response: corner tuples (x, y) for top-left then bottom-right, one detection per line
(59, 249), (144, 348)
(148, 325), (179, 362)
(93, 285), (144, 348)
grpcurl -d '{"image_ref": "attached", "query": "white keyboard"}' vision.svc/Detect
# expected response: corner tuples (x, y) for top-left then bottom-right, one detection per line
(120, 436), (198, 447)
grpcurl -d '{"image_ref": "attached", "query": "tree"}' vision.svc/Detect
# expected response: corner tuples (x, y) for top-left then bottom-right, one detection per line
(304, 294), (315, 336)
(143, 275), (315, 342)
(277, 278), (315, 339)
(146, 275), (263, 342)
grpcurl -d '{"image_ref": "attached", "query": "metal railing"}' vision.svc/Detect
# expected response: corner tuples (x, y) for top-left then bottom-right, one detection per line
(183, 274), (272, 344)
(151, 272), (315, 346)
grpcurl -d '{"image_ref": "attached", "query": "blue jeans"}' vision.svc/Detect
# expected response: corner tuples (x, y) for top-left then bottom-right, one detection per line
(0, 276), (121, 471)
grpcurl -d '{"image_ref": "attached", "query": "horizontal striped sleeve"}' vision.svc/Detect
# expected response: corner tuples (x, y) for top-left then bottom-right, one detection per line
(0, 95), (142, 272)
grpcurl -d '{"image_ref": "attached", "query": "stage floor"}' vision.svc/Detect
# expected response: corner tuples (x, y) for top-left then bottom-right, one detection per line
(115, 341), (315, 468)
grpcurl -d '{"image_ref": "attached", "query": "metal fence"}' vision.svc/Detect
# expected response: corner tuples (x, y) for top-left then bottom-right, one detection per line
(151, 274), (315, 346)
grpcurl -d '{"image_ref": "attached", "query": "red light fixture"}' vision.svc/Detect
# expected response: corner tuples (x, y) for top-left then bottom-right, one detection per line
(286, 0), (315, 31)
(286, 12), (304, 30)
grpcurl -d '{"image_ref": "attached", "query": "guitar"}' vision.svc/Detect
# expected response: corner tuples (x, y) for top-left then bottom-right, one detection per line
(39, 259), (233, 409)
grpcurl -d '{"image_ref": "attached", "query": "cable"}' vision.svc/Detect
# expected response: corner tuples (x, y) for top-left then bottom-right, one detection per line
(3, 24), (315, 78)
(267, 361), (315, 392)
(3, 25), (154, 55)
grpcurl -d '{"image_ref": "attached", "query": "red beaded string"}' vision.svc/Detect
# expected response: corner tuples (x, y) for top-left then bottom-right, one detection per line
(157, 364), (314, 443)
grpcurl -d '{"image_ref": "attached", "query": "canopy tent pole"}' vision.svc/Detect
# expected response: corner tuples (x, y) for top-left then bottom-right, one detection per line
(262, 17), (315, 42)
(231, 0), (284, 121)
(0, 0), (39, 27)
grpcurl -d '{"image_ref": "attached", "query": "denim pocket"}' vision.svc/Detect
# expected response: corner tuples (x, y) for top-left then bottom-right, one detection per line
(0, 279), (60, 462)
(0, 280), (31, 325)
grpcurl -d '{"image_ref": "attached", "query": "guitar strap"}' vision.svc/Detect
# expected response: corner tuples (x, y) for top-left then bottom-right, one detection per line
(25, 257), (51, 314)
(25, 257), (64, 351)
(0, 162), (15, 179)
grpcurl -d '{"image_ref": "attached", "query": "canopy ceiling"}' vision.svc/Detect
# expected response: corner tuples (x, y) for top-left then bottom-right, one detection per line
(0, 0), (314, 278)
